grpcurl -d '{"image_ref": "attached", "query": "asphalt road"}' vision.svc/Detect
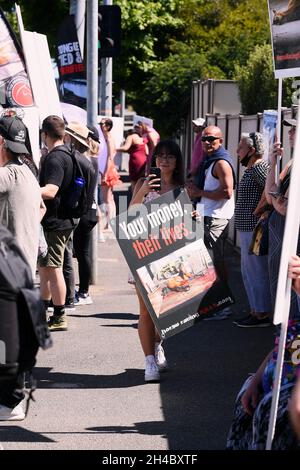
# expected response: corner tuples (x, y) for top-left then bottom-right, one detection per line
(0, 234), (275, 450)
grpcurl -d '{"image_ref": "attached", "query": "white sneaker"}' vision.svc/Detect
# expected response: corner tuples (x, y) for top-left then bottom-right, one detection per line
(0, 402), (25, 421)
(98, 232), (105, 243)
(155, 342), (168, 372)
(144, 355), (160, 382)
(75, 292), (93, 305)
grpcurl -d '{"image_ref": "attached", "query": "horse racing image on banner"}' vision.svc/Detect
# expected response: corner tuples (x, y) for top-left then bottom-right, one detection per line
(268, 0), (300, 78)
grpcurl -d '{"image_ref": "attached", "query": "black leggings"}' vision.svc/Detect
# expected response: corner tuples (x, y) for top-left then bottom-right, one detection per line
(73, 216), (97, 293)
(0, 299), (25, 408)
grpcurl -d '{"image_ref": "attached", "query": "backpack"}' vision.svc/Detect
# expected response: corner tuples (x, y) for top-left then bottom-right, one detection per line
(0, 225), (52, 387)
(59, 148), (94, 219)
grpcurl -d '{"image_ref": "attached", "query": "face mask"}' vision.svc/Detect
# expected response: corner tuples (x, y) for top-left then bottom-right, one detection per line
(240, 150), (252, 167)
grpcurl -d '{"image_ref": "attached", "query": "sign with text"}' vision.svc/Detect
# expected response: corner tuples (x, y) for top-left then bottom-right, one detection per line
(0, 8), (33, 108)
(111, 189), (234, 339)
(56, 15), (86, 108)
(268, 0), (300, 78)
(263, 110), (278, 162)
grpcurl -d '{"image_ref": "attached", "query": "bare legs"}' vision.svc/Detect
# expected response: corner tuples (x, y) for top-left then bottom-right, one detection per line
(136, 287), (160, 356)
(101, 184), (116, 228)
(39, 266), (66, 306)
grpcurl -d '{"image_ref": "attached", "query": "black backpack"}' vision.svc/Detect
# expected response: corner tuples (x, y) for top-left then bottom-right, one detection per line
(59, 148), (94, 219)
(0, 226), (52, 386)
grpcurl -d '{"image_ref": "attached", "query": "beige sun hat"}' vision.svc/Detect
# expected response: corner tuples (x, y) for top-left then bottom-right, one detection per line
(65, 121), (90, 148)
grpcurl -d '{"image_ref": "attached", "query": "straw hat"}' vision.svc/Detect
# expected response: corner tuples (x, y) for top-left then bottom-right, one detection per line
(65, 121), (90, 148)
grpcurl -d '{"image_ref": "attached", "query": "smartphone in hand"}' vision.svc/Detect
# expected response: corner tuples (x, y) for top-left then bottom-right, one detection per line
(268, 191), (280, 199)
(149, 167), (161, 191)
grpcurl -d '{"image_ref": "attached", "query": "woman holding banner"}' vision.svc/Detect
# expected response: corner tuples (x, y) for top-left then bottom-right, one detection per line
(226, 130), (300, 448)
(265, 118), (300, 320)
(129, 140), (185, 382)
(226, 318), (300, 449)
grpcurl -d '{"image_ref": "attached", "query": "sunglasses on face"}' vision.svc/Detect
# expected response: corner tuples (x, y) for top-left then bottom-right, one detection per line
(156, 154), (176, 161)
(201, 135), (220, 143)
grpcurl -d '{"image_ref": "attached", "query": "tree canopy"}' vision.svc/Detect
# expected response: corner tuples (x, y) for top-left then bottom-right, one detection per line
(0, 0), (291, 136)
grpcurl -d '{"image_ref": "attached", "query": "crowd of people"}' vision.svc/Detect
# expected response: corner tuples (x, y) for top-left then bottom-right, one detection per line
(0, 109), (299, 449)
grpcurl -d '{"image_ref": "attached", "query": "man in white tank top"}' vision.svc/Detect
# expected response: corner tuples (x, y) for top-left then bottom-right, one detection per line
(189, 126), (235, 318)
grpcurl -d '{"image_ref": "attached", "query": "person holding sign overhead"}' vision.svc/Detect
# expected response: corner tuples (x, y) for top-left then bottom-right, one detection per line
(227, 252), (300, 449)
(129, 140), (185, 382)
(265, 115), (300, 321)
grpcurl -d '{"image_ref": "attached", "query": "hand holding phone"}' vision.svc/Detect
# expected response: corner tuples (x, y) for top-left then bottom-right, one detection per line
(149, 167), (161, 191)
(268, 191), (280, 199)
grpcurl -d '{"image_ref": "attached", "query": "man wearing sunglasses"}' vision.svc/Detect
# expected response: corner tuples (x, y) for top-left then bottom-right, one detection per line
(188, 126), (235, 319)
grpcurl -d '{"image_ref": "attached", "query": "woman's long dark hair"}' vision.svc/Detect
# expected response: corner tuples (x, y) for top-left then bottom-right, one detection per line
(151, 140), (185, 187)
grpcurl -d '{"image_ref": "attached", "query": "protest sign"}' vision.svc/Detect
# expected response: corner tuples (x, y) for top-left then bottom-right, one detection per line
(268, 0), (300, 78)
(0, 7), (33, 108)
(111, 189), (234, 340)
(56, 15), (86, 108)
(266, 107), (300, 449)
(263, 110), (278, 162)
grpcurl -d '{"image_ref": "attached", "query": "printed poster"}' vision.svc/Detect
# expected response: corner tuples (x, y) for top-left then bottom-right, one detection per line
(111, 189), (234, 340)
(268, 0), (300, 78)
(0, 8), (33, 108)
(263, 110), (278, 162)
(56, 15), (86, 108)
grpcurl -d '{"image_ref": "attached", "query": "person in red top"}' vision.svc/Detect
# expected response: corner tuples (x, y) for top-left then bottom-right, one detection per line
(134, 121), (160, 175)
(117, 127), (148, 192)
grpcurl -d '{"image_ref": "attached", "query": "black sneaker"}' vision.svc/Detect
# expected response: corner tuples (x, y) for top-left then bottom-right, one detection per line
(235, 316), (272, 328)
(233, 314), (252, 325)
(48, 314), (68, 331)
(65, 301), (76, 312)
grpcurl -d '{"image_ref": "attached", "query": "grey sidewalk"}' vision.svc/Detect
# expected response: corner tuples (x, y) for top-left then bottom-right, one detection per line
(0, 236), (274, 450)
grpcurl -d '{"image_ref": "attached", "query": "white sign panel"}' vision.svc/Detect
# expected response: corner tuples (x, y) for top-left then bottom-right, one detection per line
(268, 0), (300, 78)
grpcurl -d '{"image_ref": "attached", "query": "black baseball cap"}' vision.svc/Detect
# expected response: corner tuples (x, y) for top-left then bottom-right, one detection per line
(0, 116), (29, 154)
(283, 115), (297, 127)
(87, 125), (100, 143)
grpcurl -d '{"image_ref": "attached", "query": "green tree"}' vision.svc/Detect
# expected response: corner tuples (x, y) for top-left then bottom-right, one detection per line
(234, 44), (295, 114)
(113, 0), (272, 134)
(142, 43), (225, 136)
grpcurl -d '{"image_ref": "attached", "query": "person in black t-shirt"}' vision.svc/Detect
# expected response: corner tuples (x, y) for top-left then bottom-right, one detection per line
(39, 115), (76, 332)
(72, 125), (100, 305)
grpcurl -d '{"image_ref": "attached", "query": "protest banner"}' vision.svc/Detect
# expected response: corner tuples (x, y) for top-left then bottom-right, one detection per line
(56, 15), (86, 108)
(268, 0), (300, 79)
(262, 110), (278, 162)
(111, 189), (234, 340)
(266, 106), (300, 449)
(0, 7), (33, 109)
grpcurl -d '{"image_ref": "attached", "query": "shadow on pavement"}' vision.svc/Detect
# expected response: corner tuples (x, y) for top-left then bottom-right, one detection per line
(86, 421), (168, 438)
(68, 312), (139, 321)
(0, 426), (54, 442)
(34, 367), (145, 388)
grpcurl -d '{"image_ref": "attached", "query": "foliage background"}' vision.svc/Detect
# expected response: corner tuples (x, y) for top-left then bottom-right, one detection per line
(0, 0), (297, 136)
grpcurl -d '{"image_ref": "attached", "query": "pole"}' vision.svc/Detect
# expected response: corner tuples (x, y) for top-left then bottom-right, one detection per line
(275, 78), (283, 185)
(266, 103), (300, 449)
(100, 0), (113, 116)
(87, 0), (98, 284)
(69, 0), (86, 59)
(120, 89), (125, 117)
